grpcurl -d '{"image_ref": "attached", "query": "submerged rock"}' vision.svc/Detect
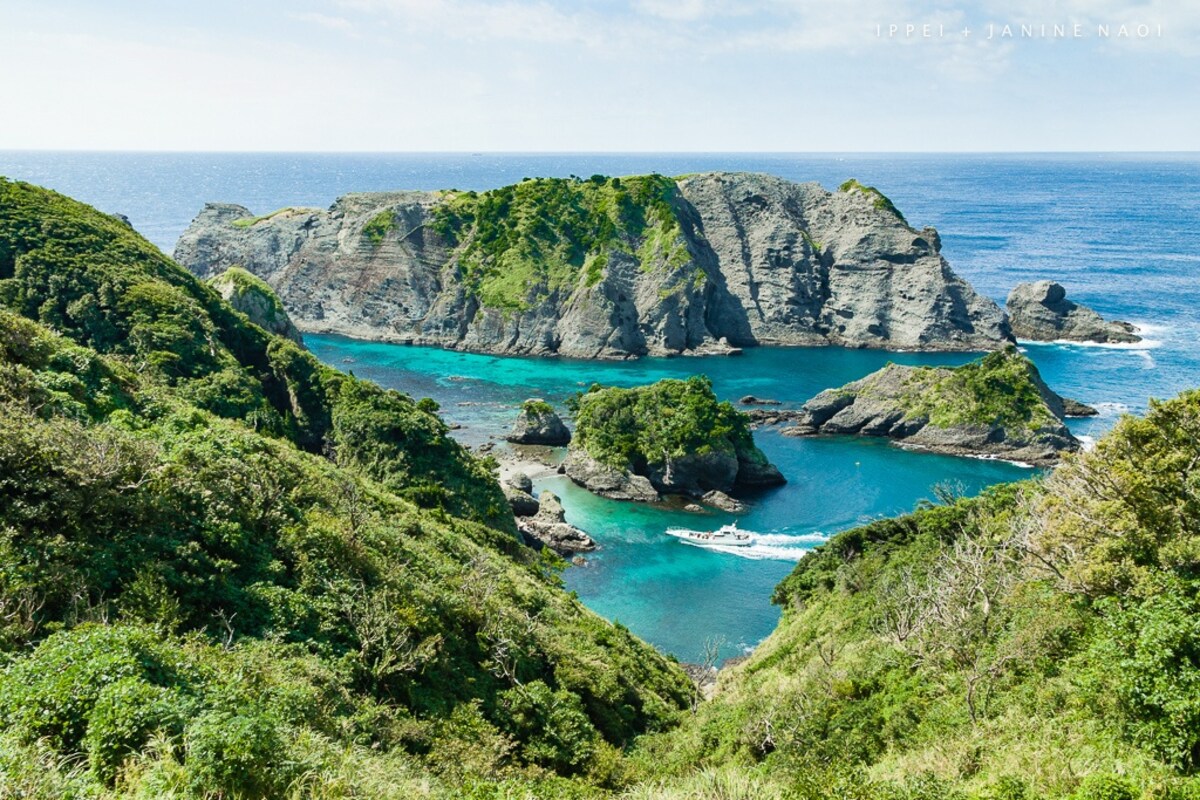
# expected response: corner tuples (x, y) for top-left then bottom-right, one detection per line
(700, 490), (747, 513)
(175, 172), (1011, 358)
(784, 347), (1081, 466)
(739, 395), (781, 406)
(506, 399), (571, 445)
(208, 267), (304, 345)
(517, 491), (597, 555)
(1007, 281), (1140, 344)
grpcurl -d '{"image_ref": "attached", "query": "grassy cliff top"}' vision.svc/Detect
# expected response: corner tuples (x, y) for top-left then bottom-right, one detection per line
(430, 174), (695, 311)
(849, 347), (1063, 433)
(570, 375), (758, 470)
(632, 387), (1200, 798)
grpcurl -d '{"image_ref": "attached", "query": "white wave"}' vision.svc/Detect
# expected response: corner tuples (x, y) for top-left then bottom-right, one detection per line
(1090, 401), (1131, 418)
(1077, 435), (1097, 452)
(671, 529), (828, 562)
(960, 453), (1037, 469)
(1017, 320), (1167, 352)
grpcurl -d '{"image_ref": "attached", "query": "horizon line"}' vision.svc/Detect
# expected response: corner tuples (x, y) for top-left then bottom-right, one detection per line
(3, 148), (1200, 157)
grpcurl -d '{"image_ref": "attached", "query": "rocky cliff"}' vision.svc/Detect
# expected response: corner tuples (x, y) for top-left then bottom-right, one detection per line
(784, 348), (1082, 465)
(208, 266), (304, 345)
(1007, 280), (1141, 344)
(174, 173), (1011, 358)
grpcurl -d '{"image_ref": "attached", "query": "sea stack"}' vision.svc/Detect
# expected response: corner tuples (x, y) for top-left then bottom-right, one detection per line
(1006, 281), (1140, 344)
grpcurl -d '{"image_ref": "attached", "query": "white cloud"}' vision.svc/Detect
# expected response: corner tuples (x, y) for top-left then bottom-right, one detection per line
(293, 11), (356, 32)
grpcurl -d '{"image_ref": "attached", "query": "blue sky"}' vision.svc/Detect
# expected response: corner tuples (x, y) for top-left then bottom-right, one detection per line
(0, 0), (1196, 151)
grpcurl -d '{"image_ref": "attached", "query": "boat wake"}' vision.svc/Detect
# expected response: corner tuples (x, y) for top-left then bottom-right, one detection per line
(668, 529), (828, 561)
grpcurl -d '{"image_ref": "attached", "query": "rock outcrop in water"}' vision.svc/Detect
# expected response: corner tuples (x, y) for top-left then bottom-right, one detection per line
(1007, 281), (1140, 344)
(517, 491), (597, 555)
(783, 348), (1083, 466)
(174, 173), (1012, 358)
(507, 399), (571, 445)
(208, 267), (304, 345)
(564, 376), (785, 502)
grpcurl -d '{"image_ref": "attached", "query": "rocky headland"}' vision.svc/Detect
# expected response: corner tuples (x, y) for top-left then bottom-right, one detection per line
(782, 347), (1088, 466)
(563, 376), (785, 504)
(1007, 281), (1141, 344)
(174, 173), (1012, 358)
(208, 266), (304, 345)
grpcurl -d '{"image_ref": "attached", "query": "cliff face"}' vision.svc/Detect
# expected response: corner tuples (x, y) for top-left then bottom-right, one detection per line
(174, 173), (1012, 358)
(208, 266), (304, 345)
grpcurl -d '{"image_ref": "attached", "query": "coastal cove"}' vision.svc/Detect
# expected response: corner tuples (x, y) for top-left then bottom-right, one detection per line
(5, 151), (1198, 663)
(304, 333), (1150, 661)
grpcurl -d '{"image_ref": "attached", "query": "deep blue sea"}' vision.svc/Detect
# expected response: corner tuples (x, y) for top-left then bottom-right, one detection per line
(3, 151), (1198, 661)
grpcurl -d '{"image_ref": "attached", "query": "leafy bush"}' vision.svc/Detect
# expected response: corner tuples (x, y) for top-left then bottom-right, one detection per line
(1071, 775), (1136, 800)
(184, 707), (294, 798)
(83, 677), (188, 784)
(497, 681), (599, 775)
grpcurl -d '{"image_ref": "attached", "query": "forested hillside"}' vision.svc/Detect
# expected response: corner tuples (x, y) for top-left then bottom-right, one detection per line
(2, 178), (1199, 799)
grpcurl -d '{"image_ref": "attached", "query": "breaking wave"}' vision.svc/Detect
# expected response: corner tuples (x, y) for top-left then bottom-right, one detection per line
(670, 529), (829, 562)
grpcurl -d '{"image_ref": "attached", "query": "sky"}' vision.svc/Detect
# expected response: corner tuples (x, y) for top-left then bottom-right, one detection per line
(0, 0), (1197, 152)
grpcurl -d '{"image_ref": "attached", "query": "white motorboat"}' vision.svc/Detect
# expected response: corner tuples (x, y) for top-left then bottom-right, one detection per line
(665, 522), (755, 548)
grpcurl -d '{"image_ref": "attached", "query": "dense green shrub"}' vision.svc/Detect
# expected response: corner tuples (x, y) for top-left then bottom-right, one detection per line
(83, 677), (188, 783)
(570, 375), (760, 472)
(0, 625), (180, 752)
(498, 680), (599, 775)
(184, 707), (294, 798)
(1071, 775), (1136, 800)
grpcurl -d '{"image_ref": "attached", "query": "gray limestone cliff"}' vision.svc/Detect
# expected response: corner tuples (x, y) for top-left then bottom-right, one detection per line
(1007, 281), (1140, 344)
(175, 173), (1012, 358)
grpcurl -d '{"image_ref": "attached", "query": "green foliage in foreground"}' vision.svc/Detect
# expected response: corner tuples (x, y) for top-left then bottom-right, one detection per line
(0, 179), (692, 796)
(429, 174), (695, 311)
(569, 375), (764, 472)
(632, 388), (1200, 799)
(4, 177), (1200, 799)
(0, 176), (508, 529)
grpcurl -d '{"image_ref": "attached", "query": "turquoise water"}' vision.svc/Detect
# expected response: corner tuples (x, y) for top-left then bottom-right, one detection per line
(303, 334), (1154, 660)
(3, 151), (1197, 661)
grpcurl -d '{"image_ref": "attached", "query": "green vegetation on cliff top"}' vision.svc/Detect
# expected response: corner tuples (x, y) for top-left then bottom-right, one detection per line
(430, 174), (695, 312)
(839, 178), (908, 224)
(855, 347), (1062, 433)
(569, 376), (762, 472)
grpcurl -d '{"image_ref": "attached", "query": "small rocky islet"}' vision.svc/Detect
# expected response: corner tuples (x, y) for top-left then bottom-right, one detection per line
(564, 376), (785, 505)
(1007, 280), (1141, 344)
(779, 347), (1091, 466)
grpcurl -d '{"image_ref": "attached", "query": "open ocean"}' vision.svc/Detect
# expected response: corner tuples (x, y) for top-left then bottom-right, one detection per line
(3, 151), (1197, 661)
